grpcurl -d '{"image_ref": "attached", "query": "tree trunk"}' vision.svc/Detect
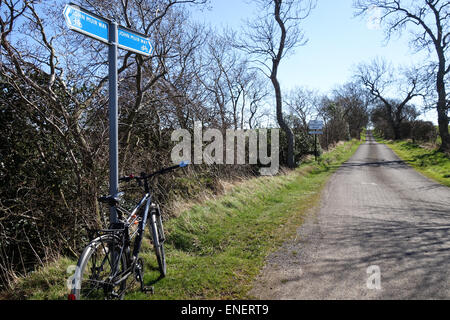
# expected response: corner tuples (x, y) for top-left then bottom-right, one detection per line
(437, 100), (449, 152)
(271, 73), (295, 168)
(272, 0), (295, 168)
(436, 56), (450, 152)
(393, 124), (401, 140)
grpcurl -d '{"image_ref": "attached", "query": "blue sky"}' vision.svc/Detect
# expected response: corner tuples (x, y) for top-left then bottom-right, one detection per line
(190, 0), (436, 122)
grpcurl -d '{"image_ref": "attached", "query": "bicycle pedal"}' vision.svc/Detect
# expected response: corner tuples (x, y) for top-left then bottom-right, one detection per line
(142, 286), (154, 294)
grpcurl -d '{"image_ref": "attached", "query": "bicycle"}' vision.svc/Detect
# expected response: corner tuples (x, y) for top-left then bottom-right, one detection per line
(68, 161), (188, 300)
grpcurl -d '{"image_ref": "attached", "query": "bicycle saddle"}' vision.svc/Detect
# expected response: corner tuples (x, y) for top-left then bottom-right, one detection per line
(98, 192), (124, 205)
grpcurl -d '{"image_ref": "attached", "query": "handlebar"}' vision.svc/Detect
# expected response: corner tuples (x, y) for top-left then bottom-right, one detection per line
(119, 161), (189, 183)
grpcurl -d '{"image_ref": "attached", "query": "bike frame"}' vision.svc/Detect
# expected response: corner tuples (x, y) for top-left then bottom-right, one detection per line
(98, 194), (152, 288)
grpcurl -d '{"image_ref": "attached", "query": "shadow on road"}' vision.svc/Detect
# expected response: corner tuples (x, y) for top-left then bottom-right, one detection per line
(322, 159), (411, 173)
(341, 160), (408, 169)
(282, 204), (450, 299)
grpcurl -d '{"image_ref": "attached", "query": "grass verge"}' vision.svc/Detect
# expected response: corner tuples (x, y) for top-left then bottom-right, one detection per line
(375, 137), (450, 187)
(4, 139), (362, 300)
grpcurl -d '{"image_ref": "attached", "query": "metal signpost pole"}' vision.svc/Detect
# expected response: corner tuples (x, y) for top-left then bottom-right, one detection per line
(108, 21), (119, 224)
(309, 120), (324, 162)
(314, 134), (317, 162)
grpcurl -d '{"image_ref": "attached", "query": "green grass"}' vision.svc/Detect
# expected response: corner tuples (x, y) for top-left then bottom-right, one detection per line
(375, 137), (450, 187)
(0, 257), (77, 300)
(5, 140), (362, 300)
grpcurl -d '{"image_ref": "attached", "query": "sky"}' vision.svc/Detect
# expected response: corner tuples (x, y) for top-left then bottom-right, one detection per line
(189, 0), (437, 123)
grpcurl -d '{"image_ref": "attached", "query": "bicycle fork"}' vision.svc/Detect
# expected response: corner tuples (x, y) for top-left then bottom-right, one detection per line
(132, 197), (151, 259)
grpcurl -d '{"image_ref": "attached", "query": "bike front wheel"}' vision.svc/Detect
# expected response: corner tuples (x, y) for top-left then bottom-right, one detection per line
(70, 234), (129, 300)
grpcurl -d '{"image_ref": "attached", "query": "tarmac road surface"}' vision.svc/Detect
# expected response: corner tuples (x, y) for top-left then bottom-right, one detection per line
(250, 132), (450, 299)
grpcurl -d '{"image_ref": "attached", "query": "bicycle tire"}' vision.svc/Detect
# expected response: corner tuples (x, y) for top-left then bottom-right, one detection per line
(149, 209), (166, 277)
(70, 234), (129, 300)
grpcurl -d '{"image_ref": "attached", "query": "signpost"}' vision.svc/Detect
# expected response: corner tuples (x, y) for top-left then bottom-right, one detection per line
(308, 120), (324, 161)
(64, 3), (153, 223)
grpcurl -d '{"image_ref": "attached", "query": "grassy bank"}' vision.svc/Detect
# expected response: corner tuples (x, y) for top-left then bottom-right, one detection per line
(4, 139), (362, 300)
(376, 137), (450, 187)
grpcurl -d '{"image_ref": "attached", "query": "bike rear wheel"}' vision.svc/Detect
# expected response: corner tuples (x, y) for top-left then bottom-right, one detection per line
(149, 208), (166, 277)
(71, 234), (129, 300)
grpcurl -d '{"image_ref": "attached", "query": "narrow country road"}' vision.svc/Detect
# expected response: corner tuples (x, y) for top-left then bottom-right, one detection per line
(250, 133), (450, 299)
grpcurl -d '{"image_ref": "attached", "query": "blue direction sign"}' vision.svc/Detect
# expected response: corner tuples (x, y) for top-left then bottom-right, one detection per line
(63, 4), (109, 43)
(308, 120), (324, 130)
(118, 27), (153, 56)
(63, 4), (153, 56)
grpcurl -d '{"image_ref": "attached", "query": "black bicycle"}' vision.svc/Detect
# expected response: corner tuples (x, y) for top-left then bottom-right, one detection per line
(68, 161), (188, 300)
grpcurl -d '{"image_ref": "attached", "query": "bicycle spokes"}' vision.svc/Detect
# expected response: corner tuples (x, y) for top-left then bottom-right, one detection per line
(78, 238), (128, 300)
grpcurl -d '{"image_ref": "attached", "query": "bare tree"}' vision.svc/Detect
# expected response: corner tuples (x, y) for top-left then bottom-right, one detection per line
(196, 35), (235, 130)
(195, 33), (269, 131)
(318, 96), (351, 145)
(245, 74), (270, 129)
(356, 58), (425, 139)
(234, 0), (316, 168)
(332, 82), (370, 139)
(286, 87), (318, 130)
(371, 100), (420, 139)
(354, 0), (450, 151)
